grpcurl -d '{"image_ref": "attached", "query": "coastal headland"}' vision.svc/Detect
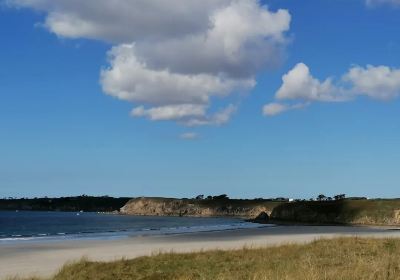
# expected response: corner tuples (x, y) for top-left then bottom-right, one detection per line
(120, 196), (400, 226)
(3, 195), (400, 226)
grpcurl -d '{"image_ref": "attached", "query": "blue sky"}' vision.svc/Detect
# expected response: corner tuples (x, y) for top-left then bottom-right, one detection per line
(0, 0), (399, 199)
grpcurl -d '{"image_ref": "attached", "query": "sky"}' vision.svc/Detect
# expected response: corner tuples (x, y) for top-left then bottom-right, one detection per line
(0, 0), (399, 199)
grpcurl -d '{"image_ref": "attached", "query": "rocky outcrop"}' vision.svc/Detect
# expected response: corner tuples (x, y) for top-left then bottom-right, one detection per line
(120, 197), (274, 218)
(251, 211), (270, 224)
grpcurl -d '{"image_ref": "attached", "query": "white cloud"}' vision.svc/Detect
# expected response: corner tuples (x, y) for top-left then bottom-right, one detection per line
(182, 104), (237, 127)
(344, 65), (400, 100)
(262, 103), (288, 116)
(264, 63), (400, 116)
(10, 0), (291, 126)
(131, 104), (206, 121)
(9, 0), (231, 43)
(262, 102), (307, 116)
(275, 63), (348, 102)
(180, 132), (199, 140)
(101, 44), (255, 106)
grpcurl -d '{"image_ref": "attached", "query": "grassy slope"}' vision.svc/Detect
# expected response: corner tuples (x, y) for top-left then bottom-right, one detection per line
(271, 199), (400, 225)
(138, 197), (283, 209)
(123, 197), (284, 217)
(195, 198), (283, 210)
(21, 238), (400, 280)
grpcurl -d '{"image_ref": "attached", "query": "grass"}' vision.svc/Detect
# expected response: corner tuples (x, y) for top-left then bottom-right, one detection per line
(20, 238), (400, 280)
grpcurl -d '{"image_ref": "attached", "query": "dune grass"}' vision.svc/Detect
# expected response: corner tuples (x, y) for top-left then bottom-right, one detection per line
(18, 237), (400, 280)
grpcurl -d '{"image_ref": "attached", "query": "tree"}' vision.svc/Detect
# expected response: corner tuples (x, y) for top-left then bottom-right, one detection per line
(195, 195), (204, 200)
(212, 194), (229, 200)
(317, 194), (326, 201)
(334, 194), (346, 201)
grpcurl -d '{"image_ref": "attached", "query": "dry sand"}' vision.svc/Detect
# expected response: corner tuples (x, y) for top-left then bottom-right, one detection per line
(1, 225), (400, 279)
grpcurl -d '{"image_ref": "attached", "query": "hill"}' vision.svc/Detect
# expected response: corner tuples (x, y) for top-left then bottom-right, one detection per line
(120, 196), (284, 218)
(271, 199), (400, 225)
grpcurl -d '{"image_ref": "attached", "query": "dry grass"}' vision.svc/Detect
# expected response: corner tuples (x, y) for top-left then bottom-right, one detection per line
(20, 237), (400, 280)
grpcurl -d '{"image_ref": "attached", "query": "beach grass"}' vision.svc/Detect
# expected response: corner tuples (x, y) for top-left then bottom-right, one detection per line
(18, 237), (400, 280)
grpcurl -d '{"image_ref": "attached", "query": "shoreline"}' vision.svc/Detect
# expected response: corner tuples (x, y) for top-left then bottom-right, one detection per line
(0, 220), (268, 245)
(2, 225), (400, 279)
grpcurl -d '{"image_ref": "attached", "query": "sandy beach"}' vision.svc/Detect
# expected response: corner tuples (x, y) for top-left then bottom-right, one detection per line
(1, 225), (400, 279)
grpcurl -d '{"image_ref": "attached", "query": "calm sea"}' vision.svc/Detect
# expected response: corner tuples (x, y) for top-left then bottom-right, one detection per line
(0, 211), (264, 243)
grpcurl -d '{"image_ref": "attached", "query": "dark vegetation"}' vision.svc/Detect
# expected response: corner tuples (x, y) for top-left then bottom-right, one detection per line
(0, 195), (130, 212)
(194, 194), (287, 207)
(135, 195), (286, 210)
(271, 198), (400, 225)
(193, 198), (282, 215)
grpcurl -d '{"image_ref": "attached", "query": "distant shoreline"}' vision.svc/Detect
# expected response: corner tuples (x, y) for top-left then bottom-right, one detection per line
(0, 196), (131, 213)
(3, 196), (400, 227)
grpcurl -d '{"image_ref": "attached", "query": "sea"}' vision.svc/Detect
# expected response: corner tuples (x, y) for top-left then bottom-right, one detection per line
(0, 211), (267, 243)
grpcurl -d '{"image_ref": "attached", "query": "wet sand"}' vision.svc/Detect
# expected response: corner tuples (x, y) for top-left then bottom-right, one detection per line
(1, 225), (400, 279)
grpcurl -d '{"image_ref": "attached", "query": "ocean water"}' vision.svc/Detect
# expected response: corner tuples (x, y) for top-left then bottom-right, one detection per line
(0, 211), (266, 243)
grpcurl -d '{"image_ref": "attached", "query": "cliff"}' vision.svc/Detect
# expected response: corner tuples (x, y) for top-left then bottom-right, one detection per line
(120, 197), (283, 218)
(271, 199), (400, 225)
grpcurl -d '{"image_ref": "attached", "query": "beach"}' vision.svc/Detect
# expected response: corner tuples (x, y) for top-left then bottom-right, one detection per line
(2, 225), (400, 279)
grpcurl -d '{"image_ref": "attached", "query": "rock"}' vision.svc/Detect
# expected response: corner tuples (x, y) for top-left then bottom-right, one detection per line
(251, 211), (270, 224)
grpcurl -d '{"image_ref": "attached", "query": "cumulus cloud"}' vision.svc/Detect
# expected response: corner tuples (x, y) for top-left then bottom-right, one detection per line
(344, 65), (400, 100)
(10, 0), (291, 126)
(9, 0), (231, 43)
(275, 63), (348, 102)
(264, 63), (400, 116)
(101, 44), (255, 106)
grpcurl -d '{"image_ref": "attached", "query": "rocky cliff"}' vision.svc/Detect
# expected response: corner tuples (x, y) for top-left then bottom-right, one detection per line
(121, 197), (400, 226)
(120, 197), (282, 218)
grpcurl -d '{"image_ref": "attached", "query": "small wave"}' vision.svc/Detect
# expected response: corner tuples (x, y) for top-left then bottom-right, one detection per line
(0, 217), (274, 243)
(0, 237), (36, 241)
